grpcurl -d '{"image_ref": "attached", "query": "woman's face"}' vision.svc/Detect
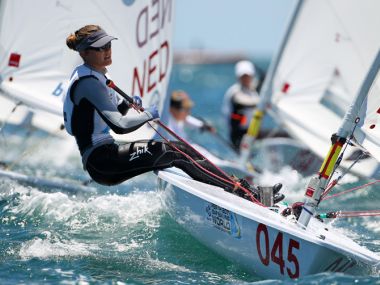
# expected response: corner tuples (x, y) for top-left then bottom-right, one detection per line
(170, 106), (191, 122)
(80, 42), (112, 71)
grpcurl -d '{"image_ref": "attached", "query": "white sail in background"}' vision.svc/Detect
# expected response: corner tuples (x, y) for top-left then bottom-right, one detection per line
(263, 0), (380, 177)
(0, 0), (174, 139)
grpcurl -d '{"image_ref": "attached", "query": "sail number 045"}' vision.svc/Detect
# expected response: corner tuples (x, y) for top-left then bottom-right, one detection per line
(256, 223), (300, 279)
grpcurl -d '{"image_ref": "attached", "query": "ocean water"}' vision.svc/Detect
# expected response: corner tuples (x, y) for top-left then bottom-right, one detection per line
(0, 63), (379, 284)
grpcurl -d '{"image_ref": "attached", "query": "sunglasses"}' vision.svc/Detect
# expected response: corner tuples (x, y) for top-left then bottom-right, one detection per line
(87, 42), (112, 52)
(172, 106), (191, 112)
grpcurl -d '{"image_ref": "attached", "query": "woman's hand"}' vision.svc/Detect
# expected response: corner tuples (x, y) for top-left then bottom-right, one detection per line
(146, 105), (160, 121)
(131, 95), (143, 108)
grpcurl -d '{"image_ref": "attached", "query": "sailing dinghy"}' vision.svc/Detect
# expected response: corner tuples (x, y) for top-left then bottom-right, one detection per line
(157, 51), (380, 279)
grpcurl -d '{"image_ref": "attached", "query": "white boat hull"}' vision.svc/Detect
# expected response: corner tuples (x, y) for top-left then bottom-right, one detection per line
(157, 169), (380, 279)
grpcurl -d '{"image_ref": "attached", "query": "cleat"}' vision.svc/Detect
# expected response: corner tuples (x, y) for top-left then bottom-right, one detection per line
(272, 183), (282, 195)
(274, 193), (285, 204)
(228, 176), (285, 205)
(257, 183), (285, 206)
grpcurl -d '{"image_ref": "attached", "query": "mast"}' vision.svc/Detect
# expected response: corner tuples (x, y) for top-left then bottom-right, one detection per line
(298, 50), (380, 227)
(239, 0), (304, 166)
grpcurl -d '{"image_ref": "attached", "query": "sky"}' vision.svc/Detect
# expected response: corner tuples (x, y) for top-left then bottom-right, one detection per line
(173, 0), (297, 59)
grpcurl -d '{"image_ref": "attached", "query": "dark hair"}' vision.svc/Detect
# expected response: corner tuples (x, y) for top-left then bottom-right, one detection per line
(66, 25), (101, 51)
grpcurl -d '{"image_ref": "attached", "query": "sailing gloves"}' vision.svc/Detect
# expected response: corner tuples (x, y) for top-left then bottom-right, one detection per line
(129, 95), (158, 121)
(146, 105), (160, 121)
(131, 95), (143, 108)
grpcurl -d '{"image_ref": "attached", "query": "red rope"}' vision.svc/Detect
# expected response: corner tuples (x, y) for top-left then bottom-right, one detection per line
(336, 210), (380, 218)
(157, 121), (241, 186)
(321, 179), (338, 200)
(149, 120), (262, 205)
(322, 179), (380, 201)
(108, 80), (262, 205)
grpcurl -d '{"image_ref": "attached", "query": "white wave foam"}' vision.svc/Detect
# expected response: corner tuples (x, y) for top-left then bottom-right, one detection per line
(19, 232), (95, 259)
(367, 220), (380, 233)
(5, 181), (162, 227)
(2, 180), (165, 259)
(108, 240), (142, 252)
(257, 166), (310, 203)
(144, 254), (194, 273)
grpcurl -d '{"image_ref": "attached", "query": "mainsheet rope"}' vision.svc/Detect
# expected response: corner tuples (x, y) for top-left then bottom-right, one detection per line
(316, 118), (380, 217)
(321, 118), (364, 200)
(321, 151), (371, 200)
(106, 80), (263, 205)
(318, 210), (380, 219)
(334, 210), (380, 218)
(322, 179), (380, 201)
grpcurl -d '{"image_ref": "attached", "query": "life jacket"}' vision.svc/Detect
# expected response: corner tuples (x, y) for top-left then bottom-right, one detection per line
(63, 64), (117, 136)
(230, 109), (248, 127)
(224, 83), (257, 129)
(62, 65), (118, 158)
(230, 98), (252, 128)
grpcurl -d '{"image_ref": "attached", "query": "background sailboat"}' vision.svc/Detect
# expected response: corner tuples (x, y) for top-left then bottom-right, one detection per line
(240, 0), (380, 178)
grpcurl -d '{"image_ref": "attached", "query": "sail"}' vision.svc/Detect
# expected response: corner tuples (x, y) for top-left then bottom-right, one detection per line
(338, 51), (380, 162)
(358, 70), (380, 160)
(0, 0), (174, 139)
(263, 0), (380, 177)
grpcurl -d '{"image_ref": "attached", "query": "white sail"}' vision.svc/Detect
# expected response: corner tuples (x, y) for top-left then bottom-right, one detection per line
(0, 0), (174, 140)
(338, 51), (380, 161)
(357, 72), (380, 160)
(263, 0), (380, 177)
(298, 51), (380, 227)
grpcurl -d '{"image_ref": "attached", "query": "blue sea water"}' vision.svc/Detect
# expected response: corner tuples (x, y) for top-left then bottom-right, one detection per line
(0, 62), (379, 284)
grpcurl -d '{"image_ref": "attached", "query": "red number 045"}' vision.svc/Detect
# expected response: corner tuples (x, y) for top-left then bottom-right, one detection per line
(256, 223), (300, 279)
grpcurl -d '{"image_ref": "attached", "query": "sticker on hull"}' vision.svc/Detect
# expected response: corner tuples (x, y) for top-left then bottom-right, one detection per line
(205, 203), (241, 238)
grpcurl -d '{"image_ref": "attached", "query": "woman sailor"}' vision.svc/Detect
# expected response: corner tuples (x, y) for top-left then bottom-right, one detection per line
(63, 25), (283, 203)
